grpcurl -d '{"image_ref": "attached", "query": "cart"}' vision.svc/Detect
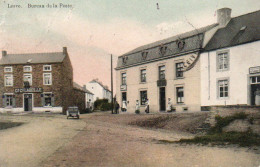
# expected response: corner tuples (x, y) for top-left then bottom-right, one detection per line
(66, 106), (80, 119)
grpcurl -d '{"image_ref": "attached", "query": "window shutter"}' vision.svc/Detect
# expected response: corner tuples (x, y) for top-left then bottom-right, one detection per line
(2, 95), (6, 107)
(12, 96), (16, 108)
(51, 94), (55, 107)
(41, 94), (44, 107)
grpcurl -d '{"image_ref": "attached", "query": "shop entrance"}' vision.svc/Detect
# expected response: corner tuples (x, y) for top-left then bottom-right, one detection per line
(159, 87), (166, 111)
(121, 92), (127, 111)
(250, 76), (260, 105)
(24, 94), (32, 111)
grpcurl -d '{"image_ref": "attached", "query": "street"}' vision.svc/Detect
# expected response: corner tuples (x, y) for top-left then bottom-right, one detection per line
(0, 112), (259, 167)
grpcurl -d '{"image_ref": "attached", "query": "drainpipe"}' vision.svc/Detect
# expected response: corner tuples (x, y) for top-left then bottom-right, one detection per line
(208, 51), (211, 100)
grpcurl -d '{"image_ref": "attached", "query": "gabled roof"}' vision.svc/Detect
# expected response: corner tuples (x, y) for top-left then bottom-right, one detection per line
(0, 52), (66, 65)
(116, 23), (218, 69)
(204, 10), (260, 51)
(73, 82), (93, 94)
(89, 80), (111, 92)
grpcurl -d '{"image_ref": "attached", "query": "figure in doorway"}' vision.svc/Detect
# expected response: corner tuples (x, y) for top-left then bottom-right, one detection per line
(167, 98), (173, 112)
(145, 98), (150, 113)
(135, 100), (140, 114)
(255, 88), (260, 106)
(115, 100), (120, 114)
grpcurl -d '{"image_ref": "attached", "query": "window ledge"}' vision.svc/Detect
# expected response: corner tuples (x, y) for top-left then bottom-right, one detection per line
(44, 106), (53, 108)
(174, 77), (185, 80)
(175, 103), (185, 106)
(139, 82), (147, 84)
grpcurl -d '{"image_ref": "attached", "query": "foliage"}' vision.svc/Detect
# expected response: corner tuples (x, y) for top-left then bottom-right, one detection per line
(178, 130), (260, 147)
(209, 112), (248, 133)
(94, 99), (109, 109)
(135, 110), (140, 114)
(100, 102), (112, 111)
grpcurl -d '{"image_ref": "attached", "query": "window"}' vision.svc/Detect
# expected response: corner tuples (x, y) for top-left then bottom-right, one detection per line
(24, 74), (32, 86)
(4, 74), (13, 86)
(176, 87), (184, 104)
(218, 80), (229, 98)
(140, 69), (146, 83)
(217, 52), (229, 71)
(159, 46), (167, 56)
(176, 62), (184, 78)
(140, 90), (147, 105)
(43, 65), (52, 71)
(4, 67), (12, 72)
(23, 66), (32, 72)
(44, 93), (52, 106)
(121, 73), (126, 85)
(43, 73), (52, 85)
(5, 95), (13, 107)
(250, 76), (260, 84)
(158, 65), (165, 80)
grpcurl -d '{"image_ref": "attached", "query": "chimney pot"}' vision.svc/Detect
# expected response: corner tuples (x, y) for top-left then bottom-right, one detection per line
(2, 50), (7, 56)
(217, 8), (232, 28)
(63, 47), (67, 54)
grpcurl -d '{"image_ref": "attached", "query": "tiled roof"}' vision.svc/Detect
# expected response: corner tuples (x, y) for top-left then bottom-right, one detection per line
(204, 10), (260, 51)
(73, 82), (91, 93)
(0, 52), (66, 65)
(116, 23), (218, 69)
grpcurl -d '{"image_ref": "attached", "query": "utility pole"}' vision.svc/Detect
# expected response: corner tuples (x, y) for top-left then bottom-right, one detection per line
(111, 54), (114, 114)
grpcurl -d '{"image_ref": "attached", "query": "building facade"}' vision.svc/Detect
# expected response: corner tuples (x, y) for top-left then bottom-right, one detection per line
(83, 85), (94, 109)
(201, 10), (260, 108)
(115, 22), (220, 113)
(0, 47), (86, 113)
(85, 79), (112, 102)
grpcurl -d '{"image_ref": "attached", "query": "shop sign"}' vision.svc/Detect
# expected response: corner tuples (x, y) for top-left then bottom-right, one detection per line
(14, 87), (43, 93)
(120, 85), (127, 91)
(249, 66), (260, 74)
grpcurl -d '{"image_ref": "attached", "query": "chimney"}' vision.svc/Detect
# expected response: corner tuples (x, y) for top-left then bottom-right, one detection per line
(83, 85), (87, 91)
(217, 8), (232, 28)
(2, 50), (7, 56)
(63, 47), (67, 54)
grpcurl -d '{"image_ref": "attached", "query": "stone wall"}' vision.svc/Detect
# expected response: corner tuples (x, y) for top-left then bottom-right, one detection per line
(72, 88), (86, 112)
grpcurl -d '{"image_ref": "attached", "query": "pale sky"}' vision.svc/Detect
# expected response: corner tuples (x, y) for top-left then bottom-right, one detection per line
(0, 0), (259, 89)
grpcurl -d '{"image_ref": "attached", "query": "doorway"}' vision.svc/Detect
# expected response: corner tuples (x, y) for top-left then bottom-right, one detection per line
(24, 94), (33, 111)
(251, 84), (260, 105)
(159, 87), (166, 111)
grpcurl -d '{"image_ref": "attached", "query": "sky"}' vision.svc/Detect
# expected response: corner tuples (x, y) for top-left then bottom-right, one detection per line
(0, 0), (259, 89)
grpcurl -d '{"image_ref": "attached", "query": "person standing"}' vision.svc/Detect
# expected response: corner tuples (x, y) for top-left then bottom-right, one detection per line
(167, 98), (172, 112)
(122, 100), (127, 112)
(135, 100), (140, 114)
(145, 98), (150, 113)
(115, 101), (120, 114)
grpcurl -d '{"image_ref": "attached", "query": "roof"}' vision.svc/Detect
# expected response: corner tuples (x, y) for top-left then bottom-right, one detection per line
(73, 82), (89, 93)
(0, 52), (66, 65)
(204, 10), (260, 51)
(116, 23), (218, 69)
(89, 80), (111, 92)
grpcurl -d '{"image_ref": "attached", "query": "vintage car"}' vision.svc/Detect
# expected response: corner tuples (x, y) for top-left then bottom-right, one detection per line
(66, 106), (80, 119)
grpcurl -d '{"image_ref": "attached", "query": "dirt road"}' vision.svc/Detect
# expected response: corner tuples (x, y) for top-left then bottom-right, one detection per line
(41, 112), (260, 167)
(0, 114), (85, 167)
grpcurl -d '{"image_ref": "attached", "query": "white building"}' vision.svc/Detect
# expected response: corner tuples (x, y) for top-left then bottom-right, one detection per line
(200, 9), (260, 108)
(85, 79), (112, 102)
(82, 85), (94, 109)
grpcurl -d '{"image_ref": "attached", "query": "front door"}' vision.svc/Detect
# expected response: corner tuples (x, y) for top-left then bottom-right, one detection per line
(24, 94), (32, 111)
(250, 76), (260, 105)
(159, 87), (166, 111)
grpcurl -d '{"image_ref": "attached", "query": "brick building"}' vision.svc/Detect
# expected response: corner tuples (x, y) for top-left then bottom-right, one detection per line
(0, 47), (86, 114)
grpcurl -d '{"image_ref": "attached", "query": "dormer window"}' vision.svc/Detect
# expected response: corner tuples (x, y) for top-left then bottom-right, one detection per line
(24, 66), (32, 72)
(4, 66), (12, 73)
(141, 51), (148, 60)
(122, 56), (128, 64)
(159, 46), (167, 56)
(177, 40), (185, 50)
(43, 65), (52, 71)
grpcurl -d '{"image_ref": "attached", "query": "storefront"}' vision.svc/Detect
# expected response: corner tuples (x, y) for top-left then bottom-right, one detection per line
(249, 66), (260, 105)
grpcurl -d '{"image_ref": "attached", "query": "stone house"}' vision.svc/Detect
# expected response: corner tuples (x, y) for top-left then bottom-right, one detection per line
(0, 47), (86, 114)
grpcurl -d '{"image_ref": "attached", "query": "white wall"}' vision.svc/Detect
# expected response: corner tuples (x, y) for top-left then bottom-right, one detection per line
(86, 82), (103, 101)
(201, 41), (260, 106)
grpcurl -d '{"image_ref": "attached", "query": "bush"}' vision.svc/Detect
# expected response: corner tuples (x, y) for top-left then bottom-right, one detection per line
(135, 110), (140, 114)
(94, 99), (109, 110)
(80, 108), (93, 114)
(100, 103), (112, 111)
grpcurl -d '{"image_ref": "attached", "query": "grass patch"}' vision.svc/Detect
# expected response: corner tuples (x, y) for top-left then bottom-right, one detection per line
(0, 122), (24, 130)
(174, 112), (260, 147)
(178, 131), (260, 147)
(209, 112), (248, 134)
